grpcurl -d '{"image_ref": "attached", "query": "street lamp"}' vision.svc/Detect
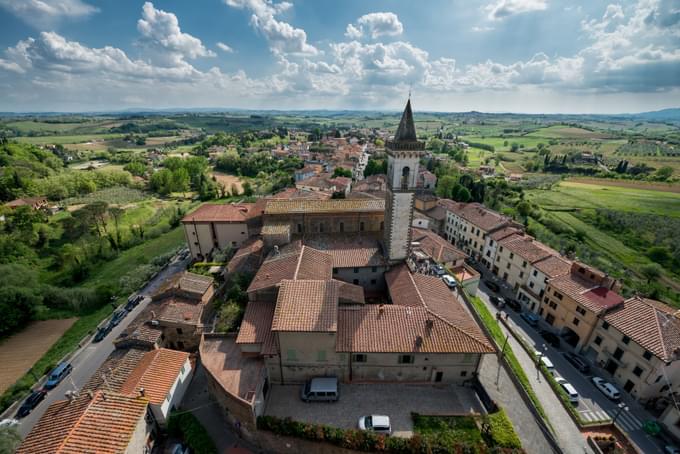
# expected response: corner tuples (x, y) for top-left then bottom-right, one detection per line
(535, 344), (548, 380)
(612, 402), (629, 424)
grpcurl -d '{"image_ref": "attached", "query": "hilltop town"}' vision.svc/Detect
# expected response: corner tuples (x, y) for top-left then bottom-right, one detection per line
(1, 100), (678, 454)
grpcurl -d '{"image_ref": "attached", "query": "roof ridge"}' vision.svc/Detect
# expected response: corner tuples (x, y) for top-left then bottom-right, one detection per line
(425, 310), (494, 352)
(293, 246), (305, 280)
(54, 391), (100, 454)
(407, 268), (426, 307)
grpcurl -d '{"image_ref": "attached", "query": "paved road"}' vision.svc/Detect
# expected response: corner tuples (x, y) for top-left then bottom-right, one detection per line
(476, 271), (665, 454)
(15, 252), (191, 438)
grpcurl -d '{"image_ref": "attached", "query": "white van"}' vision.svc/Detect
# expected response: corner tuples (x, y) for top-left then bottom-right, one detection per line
(558, 380), (580, 405)
(301, 377), (339, 402)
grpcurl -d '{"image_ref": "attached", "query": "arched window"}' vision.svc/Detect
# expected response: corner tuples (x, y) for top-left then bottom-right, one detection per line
(360, 221), (365, 232)
(339, 222), (344, 233)
(401, 166), (410, 190)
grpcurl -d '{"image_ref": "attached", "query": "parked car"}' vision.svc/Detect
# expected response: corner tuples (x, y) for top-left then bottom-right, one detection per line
(664, 445), (680, 454)
(109, 309), (127, 327)
(167, 443), (191, 454)
(125, 294), (143, 311)
(563, 352), (591, 374)
(93, 324), (112, 343)
(301, 377), (339, 402)
(432, 264), (446, 276)
(17, 390), (46, 417)
(441, 274), (457, 288)
(45, 362), (73, 390)
(521, 312), (540, 327)
(504, 298), (521, 312)
(484, 280), (500, 293)
(489, 295), (503, 306)
(555, 377), (579, 405)
(358, 415), (392, 435)
(592, 377), (621, 400)
(539, 330), (560, 348)
(534, 351), (555, 372)
(0, 418), (18, 428)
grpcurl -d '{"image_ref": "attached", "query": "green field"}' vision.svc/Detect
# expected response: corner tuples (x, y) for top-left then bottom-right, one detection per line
(16, 133), (124, 145)
(527, 181), (680, 217)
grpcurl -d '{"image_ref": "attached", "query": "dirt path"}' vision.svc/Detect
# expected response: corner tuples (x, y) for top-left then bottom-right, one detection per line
(211, 171), (244, 194)
(0, 318), (77, 394)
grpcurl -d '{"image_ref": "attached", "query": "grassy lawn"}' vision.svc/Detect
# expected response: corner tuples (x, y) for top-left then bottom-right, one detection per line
(527, 181), (680, 217)
(525, 125), (612, 139)
(413, 414), (483, 446)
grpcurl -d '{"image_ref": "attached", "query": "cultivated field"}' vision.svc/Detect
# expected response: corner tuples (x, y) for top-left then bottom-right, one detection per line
(567, 177), (680, 193)
(211, 170), (244, 193)
(0, 319), (76, 394)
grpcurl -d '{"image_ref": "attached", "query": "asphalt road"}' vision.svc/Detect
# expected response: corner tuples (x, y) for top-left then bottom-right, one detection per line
(15, 252), (191, 438)
(476, 272), (666, 454)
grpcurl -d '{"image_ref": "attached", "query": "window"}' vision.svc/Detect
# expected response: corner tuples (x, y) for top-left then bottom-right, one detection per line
(496, 256), (500, 262)
(509, 252), (514, 259)
(499, 246), (504, 252)
(622, 335), (630, 345)
(231, 241), (237, 247)
(287, 349), (297, 361)
(506, 263), (511, 269)
(519, 271), (524, 278)
(353, 354), (367, 363)
(533, 270), (538, 277)
(503, 272), (508, 280)
(486, 250), (491, 257)
(573, 318), (580, 326)
(643, 350), (653, 361)
(613, 347), (624, 361)
(633, 366), (643, 377)
(554, 291), (563, 300)
(460, 371), (467, 377)
(297, 223), (302, 233)
(655, 375), (662, 383)
(529, 281), (534, 288)
(594, 336), (602, 345)
(176, 328), (183, 334)
(319, 223), (324, 233)
(546, 313), (555, 325)
(398, 354), (415, 364)
(353, 279), (359, 285)
(339, 222), (344, 232)
(370, 279), (376, 285)
(549, 301), (557, 310)
(576, 306), (586, 316)
(317, 350), (327, 362)
(360, 221), (365, 231)
(371, 266), (377, 272)
(602, 321), (609, 330)
(333, 268), (338, 274)
(353, 267), (359, 273)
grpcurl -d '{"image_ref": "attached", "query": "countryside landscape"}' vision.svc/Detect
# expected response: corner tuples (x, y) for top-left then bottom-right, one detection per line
(1, 0), (679, 453)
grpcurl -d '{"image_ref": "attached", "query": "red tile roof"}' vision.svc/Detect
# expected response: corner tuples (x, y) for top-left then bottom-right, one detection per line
(548, 273), (623, 314)
(272, 280), (340, 332)
(247, 245), (333, 293)
(120, 348), (190, 405)
(264, 198), (384, 215)
(236, 300), (275, 347)
(303, 235), (386, 268)
(533, 255), (572, 278)
(604, 296), (680, 362)
(181, 203), (254, 223)
(412, 227), (466, 264)
(499, 235), (552, 263)
(441, 201), (512, 232)
(17, 392), (148, 454)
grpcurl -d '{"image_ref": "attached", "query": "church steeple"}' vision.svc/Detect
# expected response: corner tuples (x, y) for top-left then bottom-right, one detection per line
(394, 98), (417, 142)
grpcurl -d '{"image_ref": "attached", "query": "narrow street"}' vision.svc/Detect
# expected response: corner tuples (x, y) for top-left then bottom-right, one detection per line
(14, 252), (191, 438)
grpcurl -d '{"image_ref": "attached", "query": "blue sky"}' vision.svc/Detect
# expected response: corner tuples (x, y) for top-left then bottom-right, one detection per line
(0, 0), (678, 113)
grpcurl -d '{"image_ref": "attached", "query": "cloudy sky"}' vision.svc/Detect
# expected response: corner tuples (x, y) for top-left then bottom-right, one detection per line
(0, 0), (678, 113)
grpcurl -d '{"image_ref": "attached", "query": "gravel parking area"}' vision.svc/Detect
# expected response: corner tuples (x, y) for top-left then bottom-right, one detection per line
(265, 383), (484, 437)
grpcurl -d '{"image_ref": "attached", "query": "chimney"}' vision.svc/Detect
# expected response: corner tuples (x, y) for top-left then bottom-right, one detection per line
(139, 387), (145, 397)
(273, 245), (280, 256)
(86, 390), (94, 400)
(415, 336), (423, 347)
(426, 319), (434, 329)
(378, 304), (385, 314)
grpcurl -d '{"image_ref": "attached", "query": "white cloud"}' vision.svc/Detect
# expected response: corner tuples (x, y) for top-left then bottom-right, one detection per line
(471, 26), (494, 32)
(486, 0), (548, 20)
(137, 2), (215, 63)
(0, 0), (98, 27)
(224, 0), (318, 56)
(345, 12), (404, 40)
(217, 42), (234, 53)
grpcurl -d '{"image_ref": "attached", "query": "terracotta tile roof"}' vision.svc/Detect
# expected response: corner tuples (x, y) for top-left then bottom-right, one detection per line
(181, 203), (254, 223)
(17, 392), (148, 454)
(441, 201), (512, 232)
(489, 226), (523, 241)
(500, 235), (552, 263)
(533, 255), (572, 278)
(270, 187), (332, 200)
(412, 227), (466, 264)
(548, 273), (623, 314)
(81, 347), (148, 394)
(119, 348), (189, 405)
(337, 304), (494, 354)
(264, 198), (384, 215)
(158, 298), (203, 325)
(296, 246), (334, 280)
(603, 296), (680, 362)
(236, 301), (275, 347)
(335, 280), (365, 304)
(380, 264), (494, 353)
(424, 205), (447, 221)
(178, 272), (213, 294)
(227, 238), (264, 274)
(303, 235), (387, 268)
(272, 280), (339, 332)
(261, 222), (291, 235)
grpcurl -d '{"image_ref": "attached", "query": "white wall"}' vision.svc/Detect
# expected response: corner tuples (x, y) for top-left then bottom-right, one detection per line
(155, 358), (194, 426)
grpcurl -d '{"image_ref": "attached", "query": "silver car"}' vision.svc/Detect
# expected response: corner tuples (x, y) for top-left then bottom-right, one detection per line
(358, 415), (391, 435)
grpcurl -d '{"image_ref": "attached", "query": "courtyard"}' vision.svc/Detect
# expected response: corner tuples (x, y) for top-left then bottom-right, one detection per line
(264, 382), (484, 437)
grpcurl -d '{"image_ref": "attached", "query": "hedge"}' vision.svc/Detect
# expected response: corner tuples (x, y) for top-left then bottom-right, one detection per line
(486, 409), (522, 449)
(257, 415), (524, 453)
(167, 412), (217, 454)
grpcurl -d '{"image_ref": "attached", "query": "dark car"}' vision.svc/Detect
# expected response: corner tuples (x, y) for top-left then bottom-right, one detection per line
(93, 324), (112, 343)
(432, 264), (446, 276)
(125, 294), (144, 311)
(109, 309), (128, 327)
(563, 352), (591, 374)
(484, 280), (500, 293)
(539, 330), (561, 348)
(45, 362), (72, 390)
(17, 390), (46, 418)
(489, 295), (503, 306)
(520, 312), (540, 327)
(504, 298), (522, 312)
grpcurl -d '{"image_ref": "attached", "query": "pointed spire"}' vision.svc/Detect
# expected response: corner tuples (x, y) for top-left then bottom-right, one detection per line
(394, 98), (417, 142)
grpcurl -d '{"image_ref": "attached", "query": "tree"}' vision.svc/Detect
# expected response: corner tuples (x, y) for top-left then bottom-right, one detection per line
(454, 186), (471, 202)
(436, 175), (458, 199)
(640, 263), (662, 283)
(363, 158), (387, 177)
(374, 138), (384, 147)
(647, 246), (671, 265)
(0, 427), (21, 453)
(242, 181), (253, 197)
(123, 161), (146, 176)
(516, 201), (531, 218)
(655, 166), (673, 180)
(510, 143), (519, 152)
(332, 167), (352, 178)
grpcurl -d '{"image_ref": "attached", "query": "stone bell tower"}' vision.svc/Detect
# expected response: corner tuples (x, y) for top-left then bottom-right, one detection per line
(383, 98), (424, 263)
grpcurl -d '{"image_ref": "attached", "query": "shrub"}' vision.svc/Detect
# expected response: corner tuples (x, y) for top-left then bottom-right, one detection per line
(486, 409), (522, 449)
(167, 412), (217, 454)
